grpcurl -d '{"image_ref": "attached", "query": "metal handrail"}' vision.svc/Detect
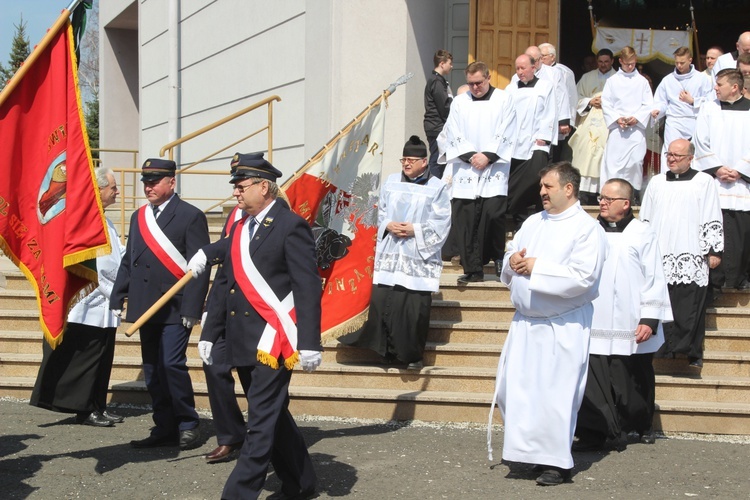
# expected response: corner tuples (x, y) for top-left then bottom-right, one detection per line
(159, 95), (281, 167)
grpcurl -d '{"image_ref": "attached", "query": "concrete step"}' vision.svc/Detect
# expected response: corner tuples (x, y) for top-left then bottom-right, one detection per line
(2, 374), (749, 434)
(430, 300), (516, 323)
(0, 289), (39, 310)
(435, 278), (510, 301)
(655, 374), (750, 404)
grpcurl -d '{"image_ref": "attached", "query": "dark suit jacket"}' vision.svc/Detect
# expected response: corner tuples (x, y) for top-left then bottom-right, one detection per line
(110, 194), (211, 324)
(201, 199), (322, 367)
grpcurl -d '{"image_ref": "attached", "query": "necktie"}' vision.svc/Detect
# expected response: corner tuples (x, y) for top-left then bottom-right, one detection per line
(247, 217), (258, 236)
(152, 205), (160, 218)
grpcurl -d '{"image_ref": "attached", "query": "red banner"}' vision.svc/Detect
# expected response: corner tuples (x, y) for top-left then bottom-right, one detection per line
(0, 23), (110, 347)
(284, 99), (386, 338)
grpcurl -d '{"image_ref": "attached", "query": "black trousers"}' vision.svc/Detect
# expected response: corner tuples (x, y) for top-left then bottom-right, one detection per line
(452, 195), (507, 274)
(576, 353), (656, 443)
(659, 283), (707, 360)
(139, 323), (199, 436)
(30, 323), (116, 415)
(710, 209), (750, 289)
(222, 364), (316, 500)
(507, 151), (548, 230)
(426, 135), (444, 178)
(204, 334), (249, 446)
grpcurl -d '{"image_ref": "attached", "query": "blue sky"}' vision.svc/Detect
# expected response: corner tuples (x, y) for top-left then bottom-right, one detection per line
(0, 1), (71, 65)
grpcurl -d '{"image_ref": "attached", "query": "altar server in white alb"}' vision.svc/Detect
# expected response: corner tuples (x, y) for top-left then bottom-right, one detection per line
(574, 178), (673, 452)
(346, 136), (451, 370)
(600, 46), (653, 195)
(441, 61), (516, 284)
(640, 139), (723, 369)
(489, 162), (608, 486)
(694, 69), (750, 293)
(650, 46), (714, 171)
(505, 53), (556, 229)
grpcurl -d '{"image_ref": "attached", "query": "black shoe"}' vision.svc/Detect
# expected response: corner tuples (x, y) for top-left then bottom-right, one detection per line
(407, 360), (423, 370)
(457, 272), (484, 284)
(640, 428), (656, 445)
(100, 410), (124, 423)
(536, 468), (569, 486)
(130, 433), (179, 448)
(736, 280), (750, 290)
(495, 260), (502, 277)
(179, 427), (201, 450)
(268, 488), (317, 500)
(571, 438), (604, 452)
(688, 357), (703, 368)
(76, 412), (114, 427)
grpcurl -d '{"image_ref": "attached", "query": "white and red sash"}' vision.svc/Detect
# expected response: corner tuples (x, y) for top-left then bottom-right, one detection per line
(137, 205), (187, 279)
(225, 205), (245, 237)
(231, 216), (298, 369)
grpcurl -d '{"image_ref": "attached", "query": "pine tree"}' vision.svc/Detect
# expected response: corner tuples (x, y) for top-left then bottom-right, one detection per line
(85, 97), (99, 159)
(0, 16), (31, 89)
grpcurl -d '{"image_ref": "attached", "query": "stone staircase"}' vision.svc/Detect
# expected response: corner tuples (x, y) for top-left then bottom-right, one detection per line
(2, 211), (750, 434)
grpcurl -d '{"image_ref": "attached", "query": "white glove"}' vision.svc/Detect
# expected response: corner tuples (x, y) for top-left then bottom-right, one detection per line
(112, 309), (122, 318)
(182, 316), (200, 329)
(299, 350), (322, 372)
(198, 341), (213, 365)
(187, 249), (207, 278)
(200, 311), (208, 327)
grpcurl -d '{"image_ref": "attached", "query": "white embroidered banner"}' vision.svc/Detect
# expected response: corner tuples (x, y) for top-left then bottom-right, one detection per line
(594, 28), (692, 63)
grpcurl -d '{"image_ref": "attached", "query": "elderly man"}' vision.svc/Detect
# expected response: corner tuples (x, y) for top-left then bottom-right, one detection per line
(509, 46), (569, 146)
(188, 152), (322, 499)
(574, 178), (673, 452)
(345, 136), (451, 369)
(441, 61), (516, 283)
(641, 139), (723, 368)
(651, 47), (714, 171)
(694, 69), (750, 295)
(540, 42), (577, 162)
(490, 162), (607, 486)
(110, 159), (211, 449)
(505, 53), (556, 229)
(601, 46), (654, 197)
(570, 48), (616, 203)
(713, 31), (750, 74)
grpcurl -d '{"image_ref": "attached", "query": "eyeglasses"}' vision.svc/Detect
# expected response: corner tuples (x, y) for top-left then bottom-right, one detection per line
(399, 158), (423, 166)
(233, 179), (264, 193)
(665, 152), (691, 160)
(466, 80), (487, 87)
(597, 195), (628, 205)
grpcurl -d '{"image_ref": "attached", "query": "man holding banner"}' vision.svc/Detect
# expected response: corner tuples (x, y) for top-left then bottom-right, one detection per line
(110, 159), (210, 450)
(188, 153), (321, 499)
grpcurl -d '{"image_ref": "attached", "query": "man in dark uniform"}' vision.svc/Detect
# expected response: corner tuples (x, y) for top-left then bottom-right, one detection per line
(198, 158), (250, 464)
(110, 158), (210, 450)
(188, 152), (322, 500)
(423, 49), (453, 178)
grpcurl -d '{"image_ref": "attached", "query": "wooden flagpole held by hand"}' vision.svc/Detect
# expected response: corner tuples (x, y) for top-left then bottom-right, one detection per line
(125, 271), (194, 336)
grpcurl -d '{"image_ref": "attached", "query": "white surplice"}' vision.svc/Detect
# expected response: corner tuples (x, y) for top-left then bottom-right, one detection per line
(652, 66), (713, 171)
(510, 63), (566, 143)
(601, 69), (654, 190)
(590, 219), (673, 356)
(489, 202), (608, 469)
(505, 78), (556, 160)
(555, 62), (578, 131)
(693, 98), (750, 211)
(372, 173), (452, 292)
(640, 171), (724, 286)
(441, 90), (517, 199)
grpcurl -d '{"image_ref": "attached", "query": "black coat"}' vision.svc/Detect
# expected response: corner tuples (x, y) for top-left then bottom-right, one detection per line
(201, 200), (322, 367)
(110, 195), (211, 324)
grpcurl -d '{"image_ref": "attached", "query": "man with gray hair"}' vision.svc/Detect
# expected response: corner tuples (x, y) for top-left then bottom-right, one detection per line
(539, 42), (577, 162)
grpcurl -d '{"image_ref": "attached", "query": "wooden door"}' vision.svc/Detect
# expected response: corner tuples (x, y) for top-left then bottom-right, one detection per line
(470, 0), (559, 88)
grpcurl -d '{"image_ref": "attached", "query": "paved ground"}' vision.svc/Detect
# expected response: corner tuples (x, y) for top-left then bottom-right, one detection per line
(3, 397), (750, 499)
